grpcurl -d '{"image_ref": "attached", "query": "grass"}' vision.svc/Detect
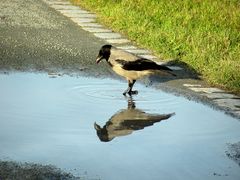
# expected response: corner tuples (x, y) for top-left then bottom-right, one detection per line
(70, 0), (240, 93)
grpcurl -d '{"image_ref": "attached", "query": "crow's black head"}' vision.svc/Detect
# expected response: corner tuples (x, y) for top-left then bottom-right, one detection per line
(94, 122), (112, 142)
(96, 44), (112, 64)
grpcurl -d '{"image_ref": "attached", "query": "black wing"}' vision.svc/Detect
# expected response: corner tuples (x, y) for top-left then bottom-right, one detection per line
(115, 58), (172, 71)
(121, 113), (174, 130)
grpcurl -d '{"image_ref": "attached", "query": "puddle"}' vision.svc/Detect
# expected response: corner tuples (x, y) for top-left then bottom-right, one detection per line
(0, 72), (240, 180)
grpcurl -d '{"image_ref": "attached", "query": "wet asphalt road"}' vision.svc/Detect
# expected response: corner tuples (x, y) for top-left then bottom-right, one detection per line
(0, 0), (111, 77)
(0, 0), (239, 179)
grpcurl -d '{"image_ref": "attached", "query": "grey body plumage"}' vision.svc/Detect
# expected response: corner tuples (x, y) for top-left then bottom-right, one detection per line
(94, 98), (175, 142)
(96, 44), (175, 95)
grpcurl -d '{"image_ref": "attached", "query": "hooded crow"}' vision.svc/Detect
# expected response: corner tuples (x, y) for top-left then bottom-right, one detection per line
(94, 97), (174, 142)
(96, 44), (176, 95)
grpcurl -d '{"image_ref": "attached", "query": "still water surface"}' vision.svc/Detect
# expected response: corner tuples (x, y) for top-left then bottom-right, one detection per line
(0, 72), (239, 180)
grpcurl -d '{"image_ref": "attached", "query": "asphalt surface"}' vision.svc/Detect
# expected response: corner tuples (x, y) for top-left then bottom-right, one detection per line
(0, 0), (112, 77)
(0, 0), (239, 178)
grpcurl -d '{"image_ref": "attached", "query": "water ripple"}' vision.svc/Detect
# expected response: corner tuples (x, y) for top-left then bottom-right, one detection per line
(67, 78), (180, 108)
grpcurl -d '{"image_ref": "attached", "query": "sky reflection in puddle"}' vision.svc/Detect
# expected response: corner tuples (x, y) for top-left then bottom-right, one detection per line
(0, 72), (239, 180)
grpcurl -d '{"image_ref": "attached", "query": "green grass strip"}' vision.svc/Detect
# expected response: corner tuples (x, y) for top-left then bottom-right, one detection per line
(71, 0), (240, 93)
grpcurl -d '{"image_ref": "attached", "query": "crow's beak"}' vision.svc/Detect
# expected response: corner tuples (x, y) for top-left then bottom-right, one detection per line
(94, 122), (101, 130)
(96, 56), (103, 64)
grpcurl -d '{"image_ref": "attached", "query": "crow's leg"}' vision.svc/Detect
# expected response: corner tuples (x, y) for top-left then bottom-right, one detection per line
(128, 80), (138, 95)
(123, 80), (138, 96)
(123, 80), (131, 96)
(127, 96), (136, 109)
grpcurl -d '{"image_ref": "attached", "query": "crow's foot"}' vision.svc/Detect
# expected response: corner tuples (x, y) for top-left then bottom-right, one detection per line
(123, 90), (138, 96)
(129, 90), (138, 95)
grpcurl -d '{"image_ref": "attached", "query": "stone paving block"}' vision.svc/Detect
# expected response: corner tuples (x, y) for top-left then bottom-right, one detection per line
(46, 1), (71, 5)
(189, 87), (225, 93)
(117, 45), (138, 50)
(71, 17), (95, 23)
(76, 23), (103, 27)
(63, 13), (96, 18)
(183, 84), (202, 87)
(51, 4), (81, 10)
(82, 27), (112, 33)
(156, 62), (165, 65)
(233, 111), (240, 117)
(168, 66), (183, 70)
(125, 49), (150, 54)
(205, 93), (239, 99)
(105, 39), (130, 44)
(94, 32), (122, 39)
(213, 98), (240, 111)
(139, 54), (158, 60)
(58, 9), (90, 14)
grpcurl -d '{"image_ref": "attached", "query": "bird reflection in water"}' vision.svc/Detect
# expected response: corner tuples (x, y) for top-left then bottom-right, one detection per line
(94, 97), (175, 142)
